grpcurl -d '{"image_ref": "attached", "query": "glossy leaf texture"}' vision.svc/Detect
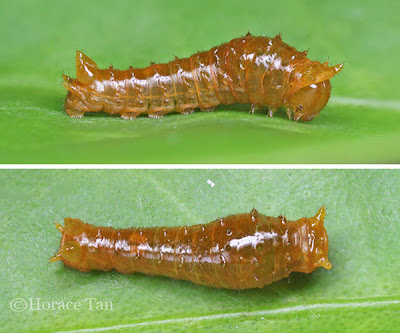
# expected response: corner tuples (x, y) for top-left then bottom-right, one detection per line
(0, 170), (399, 332)
(0, 0), (400, 163)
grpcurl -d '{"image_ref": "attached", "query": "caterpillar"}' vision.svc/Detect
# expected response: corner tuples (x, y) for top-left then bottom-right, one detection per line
(50, 207), (331, 289)
(63, 34), (343, 122)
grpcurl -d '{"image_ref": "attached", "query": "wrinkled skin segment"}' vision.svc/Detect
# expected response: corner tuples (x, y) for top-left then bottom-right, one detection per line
(63, 34), (343, 121)
(50, 207), (331, 290)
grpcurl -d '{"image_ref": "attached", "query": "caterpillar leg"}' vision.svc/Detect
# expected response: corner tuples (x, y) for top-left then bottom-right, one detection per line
(148, 111), (167, 119)
(181, 108), (194, 115)
(293, 112), (306, 122)
(268, 106), (277, 117)
(285, 107), (294, 120)
(64, 91), (88, 118)
(120, 111), (140, 120)
(200, 107), (215, 112)
(250, 104), (262, 114)
(65, 108), (85, 118)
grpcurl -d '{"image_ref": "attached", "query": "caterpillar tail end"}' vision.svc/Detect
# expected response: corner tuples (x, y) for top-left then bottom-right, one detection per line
(314, 206), (332, 270)
(315, 206), (326, 222)
(49, 252), (62, 263)
(295, 205), (332, 273)
(75, 50), (98, 85)
(319, 257), (332, 270)
(49, 222), (64, 263)
(55, 222), (64, 233)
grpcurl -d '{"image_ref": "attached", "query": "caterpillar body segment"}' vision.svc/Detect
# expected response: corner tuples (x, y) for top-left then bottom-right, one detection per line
(63, 35), (342, 121)
(51, 207), (331, 289)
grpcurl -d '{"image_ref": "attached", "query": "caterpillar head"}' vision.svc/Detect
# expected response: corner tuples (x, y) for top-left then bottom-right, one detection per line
(295, 206), (332, 273)
(287, 61), (343, 121)
(49, 218), (86, 269)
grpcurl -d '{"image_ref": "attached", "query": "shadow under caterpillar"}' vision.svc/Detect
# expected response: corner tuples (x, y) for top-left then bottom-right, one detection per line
(50, 207), (331, 289)
(63, 34), (343, 121)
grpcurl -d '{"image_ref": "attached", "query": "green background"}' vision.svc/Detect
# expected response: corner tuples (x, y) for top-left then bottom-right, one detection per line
(0, 169), (399, 332)
(1, 0), (399, 163)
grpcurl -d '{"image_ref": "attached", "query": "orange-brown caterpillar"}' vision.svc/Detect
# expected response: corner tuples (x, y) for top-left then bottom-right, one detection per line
(50, 207), (331, 289)
(63, 34), (343, 121)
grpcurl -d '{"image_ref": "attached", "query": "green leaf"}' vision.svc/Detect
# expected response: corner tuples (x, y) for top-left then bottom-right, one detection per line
(1, 170), (399, 332)
(1, 1), (400, 163)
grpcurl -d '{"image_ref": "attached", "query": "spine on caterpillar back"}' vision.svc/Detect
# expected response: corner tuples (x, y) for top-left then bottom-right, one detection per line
(50, 207), (331, 289)
(63, 34), (343, 121)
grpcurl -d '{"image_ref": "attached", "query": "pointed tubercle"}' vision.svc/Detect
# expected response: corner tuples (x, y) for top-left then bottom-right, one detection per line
(55, 222), (64, 233)
(250, 207), (259, 218)
(49, 252), (62, 263)
(76, 50), (98, 85)
(319, 257), (332, 270)
(333, 62), (344, 73)
(315, 206), (326, 223)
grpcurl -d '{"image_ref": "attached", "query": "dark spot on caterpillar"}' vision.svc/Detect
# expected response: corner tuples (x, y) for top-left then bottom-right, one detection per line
(50, 207), (331, 289)
(63, 35), (343, 121)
